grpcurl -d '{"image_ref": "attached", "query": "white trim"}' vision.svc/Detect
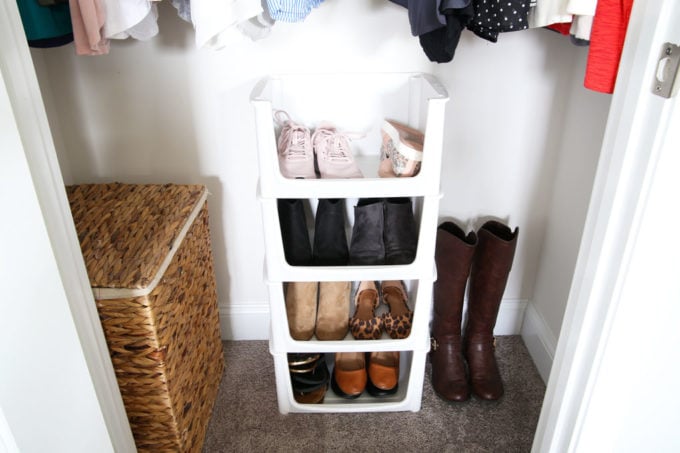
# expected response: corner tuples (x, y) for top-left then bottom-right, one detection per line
(219, 298), (527, 341)
(0, 406), (19, 453)
(521, 302), (557, 384)
(0, 2), (135, 451)
(490, 298), (527, 336)
(219, 303), (271, 340)
(532, 1), (679, 451)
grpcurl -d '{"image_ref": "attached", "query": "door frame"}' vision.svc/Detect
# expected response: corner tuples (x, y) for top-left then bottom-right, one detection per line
(0, 1), (136, 451)
(532, 0), (679, 450)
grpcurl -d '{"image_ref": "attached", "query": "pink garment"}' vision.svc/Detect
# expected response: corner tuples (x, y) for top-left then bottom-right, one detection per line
(69, 0), (109, 55)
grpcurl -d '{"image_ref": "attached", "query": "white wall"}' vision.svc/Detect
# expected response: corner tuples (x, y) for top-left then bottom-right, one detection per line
(29, 1), (608, 343)
(0, 70), (113, 453)
(521, 45), (612, 380)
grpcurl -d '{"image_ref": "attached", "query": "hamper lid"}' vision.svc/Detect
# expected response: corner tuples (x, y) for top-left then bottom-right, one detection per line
(66, 183), (208, 299)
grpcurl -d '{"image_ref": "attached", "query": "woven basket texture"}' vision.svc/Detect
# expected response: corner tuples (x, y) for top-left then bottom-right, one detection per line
(66, 183), (224, 452)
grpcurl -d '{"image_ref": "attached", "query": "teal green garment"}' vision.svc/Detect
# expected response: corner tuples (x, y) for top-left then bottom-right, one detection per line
(16, 0), (72, 42)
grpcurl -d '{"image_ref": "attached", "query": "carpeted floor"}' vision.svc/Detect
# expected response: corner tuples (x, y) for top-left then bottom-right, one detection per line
(202, 336), (545, 453)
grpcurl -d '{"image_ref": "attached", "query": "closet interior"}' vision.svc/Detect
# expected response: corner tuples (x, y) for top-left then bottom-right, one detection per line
(25, 0), (611, 415)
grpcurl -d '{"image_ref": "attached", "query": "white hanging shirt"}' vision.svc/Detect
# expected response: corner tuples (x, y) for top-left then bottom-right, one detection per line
(192, 0), (263, 49)
(103, 0), (159, 41)
(567, 0), (597, 41)
(528, 0), (573, 28)
(529, 0), (597, 41)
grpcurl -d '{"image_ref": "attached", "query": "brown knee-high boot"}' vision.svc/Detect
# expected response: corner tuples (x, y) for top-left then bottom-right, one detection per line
(464, 220), (518, 400)
(431, 222), (477, 402)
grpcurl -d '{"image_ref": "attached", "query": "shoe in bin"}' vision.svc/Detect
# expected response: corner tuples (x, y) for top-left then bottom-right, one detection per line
(274, 110), (316, 179)
(312, 122), (363, 179)
(331, 352), (367, 399)
(288, 353), (329, 404)
(367, 351), (400, 397)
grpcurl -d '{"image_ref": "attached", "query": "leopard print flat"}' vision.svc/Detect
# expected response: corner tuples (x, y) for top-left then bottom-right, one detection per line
(349, 281), (383, 340)
(381, 280), (413, 339)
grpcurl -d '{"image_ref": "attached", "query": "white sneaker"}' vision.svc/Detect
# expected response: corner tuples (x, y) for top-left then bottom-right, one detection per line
(311, 122), (363, 179)
(274, 110), (317, 179)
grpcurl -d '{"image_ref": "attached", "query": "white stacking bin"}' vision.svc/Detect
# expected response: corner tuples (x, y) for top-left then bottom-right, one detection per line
(267, 278), (433, 354)
(258, 194), (442, 282)
(269, 347), (429, 414)
(250, 73), (449, 199)
(250, 73), (449, 414)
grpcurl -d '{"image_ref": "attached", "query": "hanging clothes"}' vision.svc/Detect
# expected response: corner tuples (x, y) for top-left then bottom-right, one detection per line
(570, 15), (593, 42)
(16, 0), (73, 48)
(192, 0), (263, 49)
(566, 0), (597, 42)
(69, 0), (109, 55)
(171, 0), (192, 23)
(419, 2), (474, 63)
(266, 0), (324, 23)
(467, 0), (532, 43)
(237, 2), (276, 41)
(528, 0), (572, 29)
(529, 0), (596, 43)
(584, 0), (634, 93)
(103, 0), (159, 41)
(389, 0), (474, 63)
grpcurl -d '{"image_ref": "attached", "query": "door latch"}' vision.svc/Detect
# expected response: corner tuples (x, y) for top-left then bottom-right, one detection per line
(653, 43), (679, 98)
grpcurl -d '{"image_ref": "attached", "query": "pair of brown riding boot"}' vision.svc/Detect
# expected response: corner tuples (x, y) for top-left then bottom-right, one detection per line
(430, 220), (518, 401)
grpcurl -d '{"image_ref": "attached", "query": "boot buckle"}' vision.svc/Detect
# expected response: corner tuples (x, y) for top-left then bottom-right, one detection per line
(430, 337), (439, 351)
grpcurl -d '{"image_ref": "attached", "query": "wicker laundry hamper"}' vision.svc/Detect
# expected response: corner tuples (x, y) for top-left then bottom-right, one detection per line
(66, 183), (224, 453)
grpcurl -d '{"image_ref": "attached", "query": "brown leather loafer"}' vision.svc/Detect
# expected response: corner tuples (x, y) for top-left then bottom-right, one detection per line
(367, 351), (400, 397)
(331, 352), (367, 398)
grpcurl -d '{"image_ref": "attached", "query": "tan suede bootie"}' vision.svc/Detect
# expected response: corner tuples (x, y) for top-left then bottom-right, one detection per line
(284, 281), (318, 340)
(315, 281), (350, 340)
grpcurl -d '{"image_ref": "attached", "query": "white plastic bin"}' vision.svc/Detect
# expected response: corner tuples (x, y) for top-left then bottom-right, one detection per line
(267, 278), (433, 354)
(269, 347), (429, 414)
(250, 73), (449, 199)
(258, 194), (442, 282)
(251, 73), (448, 415)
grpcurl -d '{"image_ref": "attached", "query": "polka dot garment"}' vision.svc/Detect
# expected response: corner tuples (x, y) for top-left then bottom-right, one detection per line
(467, 0), (530, 43)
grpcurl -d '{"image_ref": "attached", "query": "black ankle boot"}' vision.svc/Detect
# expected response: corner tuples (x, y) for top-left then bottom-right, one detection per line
(384, 198), (418, 265)
(348, 198), (385, 265)
(313, 199), (349, 265)
(277, 198), (313, 265)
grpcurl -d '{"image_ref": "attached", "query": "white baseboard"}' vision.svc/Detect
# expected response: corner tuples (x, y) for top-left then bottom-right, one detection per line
(488, 298), (528, 335)
(219, 299), (529, 341)
(218, 303), (270, 340)
(521, 301), (558, 383)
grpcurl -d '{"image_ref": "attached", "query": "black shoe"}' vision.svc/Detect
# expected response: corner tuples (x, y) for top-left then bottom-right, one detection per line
(348, 198), (385, 265)
(288, 353), (329, 404)
(313, 199), (349, 265)
(278, 199), (313, 266)
(384, 197), (418, 265)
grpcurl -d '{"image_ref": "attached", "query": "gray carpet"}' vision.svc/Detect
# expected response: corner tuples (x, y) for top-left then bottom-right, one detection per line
(203, 336), (545, 452)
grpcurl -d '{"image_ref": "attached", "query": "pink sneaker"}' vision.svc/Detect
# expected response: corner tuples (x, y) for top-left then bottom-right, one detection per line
(311, 122), (363, 179)
(274, 110), (316, 179)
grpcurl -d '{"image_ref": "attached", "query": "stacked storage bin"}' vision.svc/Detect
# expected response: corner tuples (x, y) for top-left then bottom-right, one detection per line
(251, 73), (448, 413)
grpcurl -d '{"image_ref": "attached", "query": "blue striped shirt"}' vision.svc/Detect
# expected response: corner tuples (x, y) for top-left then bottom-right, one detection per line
(267, 0), (325, 22)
